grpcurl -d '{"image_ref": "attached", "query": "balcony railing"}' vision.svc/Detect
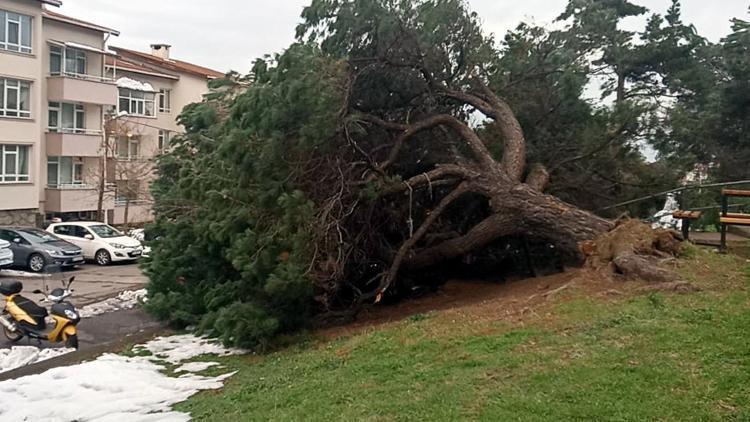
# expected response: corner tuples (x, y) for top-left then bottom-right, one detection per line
(47, 183), (90, 189)
(48, 127), (103, 136)
(49, 71), (114, 84)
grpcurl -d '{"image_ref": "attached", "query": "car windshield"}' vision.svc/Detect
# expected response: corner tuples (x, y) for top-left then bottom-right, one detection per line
(18, 228), (62, 244)
(89, 224), (122, 239)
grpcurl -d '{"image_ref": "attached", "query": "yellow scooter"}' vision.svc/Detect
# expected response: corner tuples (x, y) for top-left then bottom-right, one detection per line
(0, 276), (80, 349)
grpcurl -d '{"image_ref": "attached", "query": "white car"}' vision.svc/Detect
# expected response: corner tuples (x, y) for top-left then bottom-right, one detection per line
(46, 222), (144, 266)
(0, 239), (12, 268)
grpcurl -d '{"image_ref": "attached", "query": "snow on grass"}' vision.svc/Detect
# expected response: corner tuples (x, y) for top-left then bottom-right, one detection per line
(135, 334), (241, 364)
(78, 288), (148, 319)
(0, 335), (242, 421)
(0, 346), (74, 374)
(175, 361), (221, 373)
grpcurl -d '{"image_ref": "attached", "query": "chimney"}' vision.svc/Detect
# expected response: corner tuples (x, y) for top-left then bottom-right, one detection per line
(150, 43), (171, 60)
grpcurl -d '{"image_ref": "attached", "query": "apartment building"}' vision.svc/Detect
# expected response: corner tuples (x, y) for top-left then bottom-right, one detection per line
(105, 44), (222, 225)
(0, 0), (222, 227)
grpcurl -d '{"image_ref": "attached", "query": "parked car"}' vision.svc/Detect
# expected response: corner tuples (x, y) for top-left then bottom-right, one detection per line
(47, 222), (144, 266)
(0, 227), (84, 273)
(0, 239), (13, 269)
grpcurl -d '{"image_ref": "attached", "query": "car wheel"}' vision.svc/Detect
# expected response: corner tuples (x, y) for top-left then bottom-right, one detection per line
(95, 249), (112, 266)
(28, 253), (47, 273)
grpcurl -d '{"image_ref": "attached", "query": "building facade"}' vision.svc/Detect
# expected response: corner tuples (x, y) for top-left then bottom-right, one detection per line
(0, 0), (221, 227)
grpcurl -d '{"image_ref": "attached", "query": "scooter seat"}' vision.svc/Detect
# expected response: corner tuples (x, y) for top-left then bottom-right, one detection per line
(14, 295), (48, 329)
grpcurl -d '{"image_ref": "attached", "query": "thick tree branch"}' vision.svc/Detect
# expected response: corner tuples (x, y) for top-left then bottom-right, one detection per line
(378, 164), (480, 196)
(405, 212), (521, 269)
(358, 113), (497, 171)
(375, 182), (472, 302)
(525, 163), (550, 192)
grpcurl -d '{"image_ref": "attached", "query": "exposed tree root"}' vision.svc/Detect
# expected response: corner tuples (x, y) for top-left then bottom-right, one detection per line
(581, 219), (691, 286)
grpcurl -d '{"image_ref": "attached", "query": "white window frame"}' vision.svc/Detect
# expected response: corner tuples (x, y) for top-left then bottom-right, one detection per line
(118, 89), (155, 117)
(48, 102), (86, 133)
(0, 10), (33, 54)
(116, 136), (140, 160)
(158, 88), (171, 113)
(47, 156), (84, 188)
(0, 144), (30, 183)
(158, 130), (170, 151)
(50, 46), (87, 77)
(0, 78), (31, 118)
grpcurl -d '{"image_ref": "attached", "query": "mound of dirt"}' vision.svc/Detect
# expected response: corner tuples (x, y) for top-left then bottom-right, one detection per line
(580, 219), (693, 290)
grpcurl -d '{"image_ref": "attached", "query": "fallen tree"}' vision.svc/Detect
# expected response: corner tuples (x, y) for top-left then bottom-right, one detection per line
(145, 0), (683, 349)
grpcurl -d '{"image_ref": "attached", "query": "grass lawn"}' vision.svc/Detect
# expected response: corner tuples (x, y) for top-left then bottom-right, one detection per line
(177, 247), (750, 421)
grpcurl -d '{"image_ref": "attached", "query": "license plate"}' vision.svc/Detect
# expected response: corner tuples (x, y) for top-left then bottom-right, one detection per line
(131, 250), (142, 256)
(72, 257), (84, 262)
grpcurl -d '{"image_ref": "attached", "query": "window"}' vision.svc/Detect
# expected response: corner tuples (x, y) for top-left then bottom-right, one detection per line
(48, 102), (85, 133)
(47, 156), (83, 188)
(0, 10), (32, 54)
(116, 136), (140, 160)
(158, 130), (170, 151)
(49, 46), (87, 76)
(0, 144), (30, 183)
(118, 89), (155, 117)
(158, 89), (171, 113)
(53, 224), (90, 239)
(0, 78), (31, 118)
(116, 180), (140, 205)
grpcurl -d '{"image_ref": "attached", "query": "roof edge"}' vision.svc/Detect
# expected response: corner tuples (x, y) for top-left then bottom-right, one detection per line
(42, 10), (120, 36)
(39, 0), (62, 6)
(110, 46), (224, 79)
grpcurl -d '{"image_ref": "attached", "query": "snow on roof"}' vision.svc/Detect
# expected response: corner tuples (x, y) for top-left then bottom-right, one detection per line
(116, 76), (155, 93)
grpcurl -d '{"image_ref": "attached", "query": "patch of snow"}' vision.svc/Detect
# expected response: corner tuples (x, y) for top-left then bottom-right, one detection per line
(78, 288), (148, 319)
(175, 361), (221, 373)
(135, 334), (242, 364)
(0, 346), (74, 374)
(651, 193), (682, 230)
(128, 228), (145, 242)
(0, 335), (242, 421)
(116, 76), (155, 93)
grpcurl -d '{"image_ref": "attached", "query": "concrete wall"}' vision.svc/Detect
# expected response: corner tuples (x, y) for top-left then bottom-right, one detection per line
(0, 0), (45, 214)
(112, 203), (152, 225)
(0, 209), (36, 226)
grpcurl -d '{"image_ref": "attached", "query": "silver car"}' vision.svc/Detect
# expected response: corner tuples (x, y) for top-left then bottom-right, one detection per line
(0, 227), (84, 273)
(0, 239), (12, 269)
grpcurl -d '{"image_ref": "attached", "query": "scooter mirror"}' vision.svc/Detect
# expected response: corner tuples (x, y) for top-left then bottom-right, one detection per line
(68, 276), (75, 287)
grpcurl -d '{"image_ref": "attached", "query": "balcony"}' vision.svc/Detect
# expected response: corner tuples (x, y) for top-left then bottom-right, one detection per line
(45, 186), (114, 213)
(47, 74), (118, 106)
(46, 130), (102, 157)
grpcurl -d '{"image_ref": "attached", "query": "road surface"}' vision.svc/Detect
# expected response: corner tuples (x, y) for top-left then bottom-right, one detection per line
(0, 262), (147, 306)
(0, 262), (162, 381)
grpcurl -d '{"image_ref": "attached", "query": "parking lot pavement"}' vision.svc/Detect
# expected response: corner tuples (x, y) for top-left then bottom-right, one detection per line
(0, 262), (148, 307)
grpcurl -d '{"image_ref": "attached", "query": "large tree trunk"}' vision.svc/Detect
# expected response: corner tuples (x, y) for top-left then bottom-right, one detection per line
(406, 185), (612, 269)
(352, 74), (667, 301)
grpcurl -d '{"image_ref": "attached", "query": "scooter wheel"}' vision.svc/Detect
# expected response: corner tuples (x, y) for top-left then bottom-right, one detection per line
(3, 326), (23, 343)
(65, 334), (79, 349)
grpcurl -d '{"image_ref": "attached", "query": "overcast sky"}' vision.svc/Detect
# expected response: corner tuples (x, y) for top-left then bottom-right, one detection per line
(57, 0), (749, 73)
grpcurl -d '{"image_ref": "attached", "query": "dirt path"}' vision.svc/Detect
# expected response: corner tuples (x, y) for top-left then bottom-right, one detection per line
(318, 267), (622, 340)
